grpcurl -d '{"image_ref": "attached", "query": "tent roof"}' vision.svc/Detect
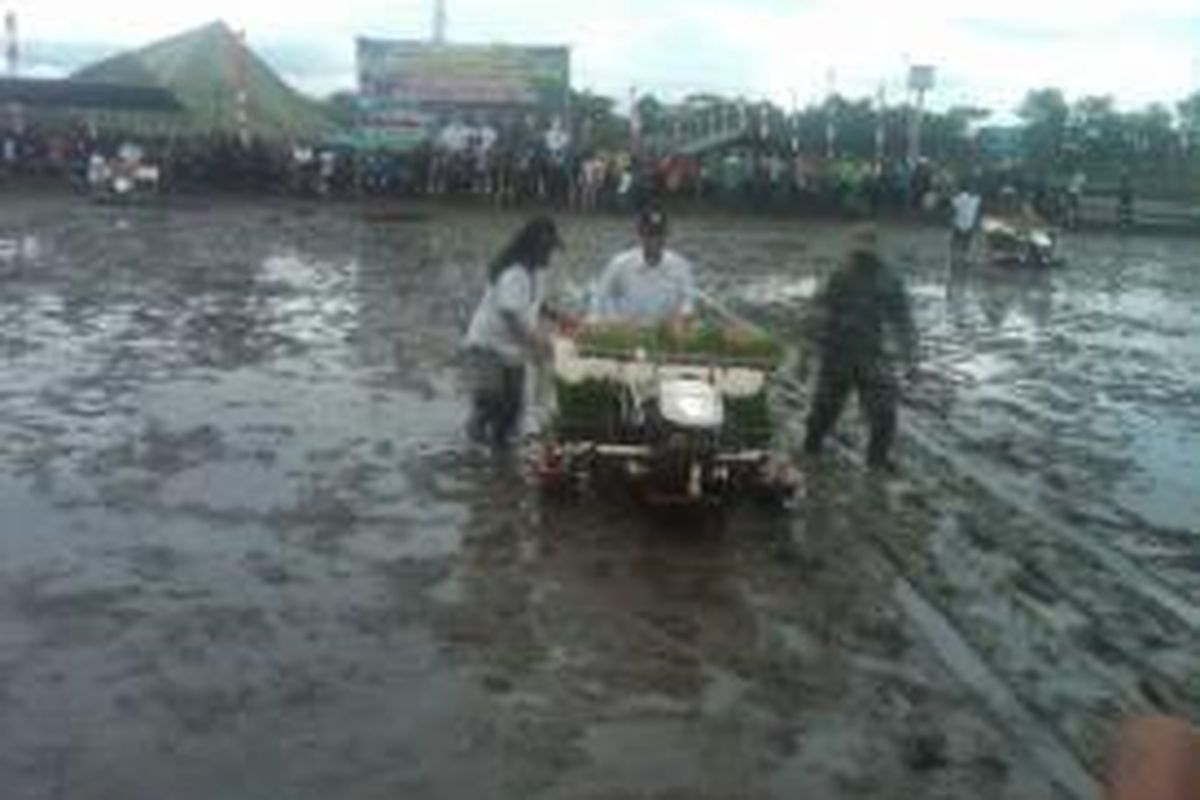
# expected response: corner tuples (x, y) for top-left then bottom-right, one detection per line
(72, 21), (334, 139)
(0, 78), (181, 111)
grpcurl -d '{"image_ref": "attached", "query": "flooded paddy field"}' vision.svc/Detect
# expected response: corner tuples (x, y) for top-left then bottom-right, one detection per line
(0, 193), (1194, 798)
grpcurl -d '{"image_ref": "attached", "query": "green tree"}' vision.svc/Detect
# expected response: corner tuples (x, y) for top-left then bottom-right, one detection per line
(1179, 92), (1200, 158)
(570, 89), (628, 152)
(682, 93), (726, 108)
(635, 94), (666, 132)
(1178, 92), (1200, 134)
(821, 95), (875, 158)
(1018, 88), (1070, 170)
(1130, 102), (1175, 164)
(924, 105), (991, 164)
(1067, 95), (1122, 169)
(321, 91), (358, 130)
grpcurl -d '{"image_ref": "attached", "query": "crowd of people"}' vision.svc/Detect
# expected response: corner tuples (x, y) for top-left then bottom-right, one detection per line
(0, 122), (1098, 227)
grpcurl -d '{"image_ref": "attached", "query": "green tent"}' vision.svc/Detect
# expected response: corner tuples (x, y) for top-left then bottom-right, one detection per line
(72, 20), (335, 140)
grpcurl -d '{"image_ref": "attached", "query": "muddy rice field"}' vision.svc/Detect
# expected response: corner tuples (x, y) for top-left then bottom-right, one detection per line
(0, 193), (1195, 799)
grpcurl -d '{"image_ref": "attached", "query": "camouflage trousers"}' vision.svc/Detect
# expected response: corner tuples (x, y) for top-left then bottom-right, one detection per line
(803, 357), (898, 468)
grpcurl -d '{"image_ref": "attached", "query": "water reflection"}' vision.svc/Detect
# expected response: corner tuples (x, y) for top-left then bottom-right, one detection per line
(929, 245), (1200, 541)
(943, 264), (1054, 333)
(418, 448), (960, 794)
(733, 275), (821, 307)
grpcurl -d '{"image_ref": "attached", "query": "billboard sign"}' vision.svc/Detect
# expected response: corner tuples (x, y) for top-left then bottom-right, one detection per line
(356, 38), (569, 148)
(908, 65), (935, 92)
(978, 125), (1025, 160)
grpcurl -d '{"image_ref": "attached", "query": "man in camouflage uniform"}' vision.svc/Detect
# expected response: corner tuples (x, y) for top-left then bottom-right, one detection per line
(803, 224), (918, 471)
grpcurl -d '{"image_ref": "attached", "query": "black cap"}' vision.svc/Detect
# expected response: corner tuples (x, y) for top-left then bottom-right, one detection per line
(638, 207), (668, 236)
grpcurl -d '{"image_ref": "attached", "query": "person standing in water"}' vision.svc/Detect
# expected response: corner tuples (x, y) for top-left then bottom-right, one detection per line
(1117, 170), (1135, 230)
(463, 216), (563, 450)
(802, 224), (918, 472)
(949, 182), (982, 267)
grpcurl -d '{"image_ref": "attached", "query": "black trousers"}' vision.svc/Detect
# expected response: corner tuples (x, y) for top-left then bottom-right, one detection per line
(466, 349), (526, 449)
(950, 228), (973, 263)
(804, 358), (898, 467)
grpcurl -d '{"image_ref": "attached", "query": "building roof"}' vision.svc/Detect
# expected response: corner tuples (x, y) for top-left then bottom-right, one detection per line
(72, 20), (334, 139)
(0, 77), (182, 111)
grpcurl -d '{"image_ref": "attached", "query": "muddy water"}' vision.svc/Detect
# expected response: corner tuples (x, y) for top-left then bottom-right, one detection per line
(0, 195), (1189, 798)
(709, 220), (1200, 771)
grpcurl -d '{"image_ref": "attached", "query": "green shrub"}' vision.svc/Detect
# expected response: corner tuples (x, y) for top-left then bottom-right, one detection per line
(574, 322), (784, 365)
(724, 392), (773, 448)
(554, 378), (622, 437)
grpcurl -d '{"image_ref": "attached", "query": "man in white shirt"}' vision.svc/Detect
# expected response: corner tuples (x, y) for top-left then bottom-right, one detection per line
(591, 208), (696, 326)
(950, 184), (982, 266)
(439, 119), (471, 153)
(544, 118), (570, 160)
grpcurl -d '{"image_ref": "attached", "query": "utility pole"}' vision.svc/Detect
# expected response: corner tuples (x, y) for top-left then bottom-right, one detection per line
(789, 88), (798, 155)
(4, 10), (16, 77)
(433, 0), (447, 45)
(629, 86), (641, 158)
(824, 67), (836, 159)
(907, 65), (935, 163)
(4, 11), (22, 135)
(875, 83), (886, 165)
(233, 30), (250, 146)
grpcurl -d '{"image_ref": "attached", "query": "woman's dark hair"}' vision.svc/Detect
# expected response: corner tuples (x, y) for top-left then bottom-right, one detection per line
(488, 215), (561, 283)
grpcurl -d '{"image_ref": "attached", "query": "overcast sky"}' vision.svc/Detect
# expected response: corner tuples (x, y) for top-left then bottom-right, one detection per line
(9, 0), (1200, 118)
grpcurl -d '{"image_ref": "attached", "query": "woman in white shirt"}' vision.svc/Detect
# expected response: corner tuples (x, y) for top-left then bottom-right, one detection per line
(463, 216), (563, 449)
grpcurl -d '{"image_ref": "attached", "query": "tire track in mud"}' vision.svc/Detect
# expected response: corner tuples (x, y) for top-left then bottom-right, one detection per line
(425, 447), (1074, 799)
(891, 580), (1098, 800)
(877, 422), (1199, 744)
(899, 414), (1200, 633)
(740, 291), (1198, 790)
(768, 390), (1101, 797)
(910, 309), (1200, 609)
(767, 350), (1200, 766)
(700, 277), (1152, 786)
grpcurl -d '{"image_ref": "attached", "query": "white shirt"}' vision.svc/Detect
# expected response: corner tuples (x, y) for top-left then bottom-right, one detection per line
(319, 151), (336, 177)
(87, 154), (108, 185)
(119, 142), (142, 163)
(952, 191), (981, 233)
(478, 126), (498, 152)
(464, 265), (544, 365)
(591, 248), (696, 324)
(439, 123), (472, 153)
(545, 126), (570, 155)
(585, 158), (606, 185)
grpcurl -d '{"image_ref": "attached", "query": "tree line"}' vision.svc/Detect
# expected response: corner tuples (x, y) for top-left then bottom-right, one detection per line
(564, 87), (1200, 189)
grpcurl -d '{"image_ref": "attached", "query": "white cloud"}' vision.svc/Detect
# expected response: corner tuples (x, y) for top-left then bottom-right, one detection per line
(5, 0), (1197, 109)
